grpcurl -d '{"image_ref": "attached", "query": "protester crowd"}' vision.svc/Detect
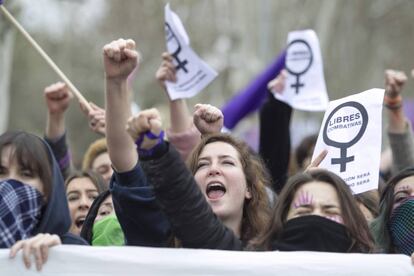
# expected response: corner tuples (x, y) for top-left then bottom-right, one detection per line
(1, 33), (414, 273)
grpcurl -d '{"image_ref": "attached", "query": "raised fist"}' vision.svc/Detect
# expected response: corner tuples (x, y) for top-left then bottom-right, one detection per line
(384, 69), (407, 109)
(126, 108), (163, 150)
(193, 104), (224, 135)
(44, 82), (73, 115)
(103, 38), (140, 80)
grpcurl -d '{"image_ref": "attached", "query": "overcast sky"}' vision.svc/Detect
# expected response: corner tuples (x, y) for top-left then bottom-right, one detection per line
(18, 0), (107, 39)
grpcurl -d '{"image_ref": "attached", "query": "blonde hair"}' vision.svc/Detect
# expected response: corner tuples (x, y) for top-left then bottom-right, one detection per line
(82, 138), (108, 171)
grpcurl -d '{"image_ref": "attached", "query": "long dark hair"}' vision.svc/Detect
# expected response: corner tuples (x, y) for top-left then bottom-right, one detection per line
(370, 167), (414, 253)
(252, 169), (374, 252)
(0, 131), (53, 200)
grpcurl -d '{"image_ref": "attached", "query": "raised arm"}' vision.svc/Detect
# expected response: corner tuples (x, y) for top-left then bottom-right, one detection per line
(43, 82), (73, 179)
(156, 52), (192, 133)
(156, 52), (200, 161)
(103, 38), (138, 172)
(384, 69), (407, 133)
(384, 69), (414, 172)
(259, 70), (292, 193)
(103, 41), (171, 246)
(126, 109), (242, 250)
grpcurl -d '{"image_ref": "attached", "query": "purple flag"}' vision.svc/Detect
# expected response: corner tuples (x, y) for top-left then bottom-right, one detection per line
(221, 50), (286, 130)
(0, 0), (3, 5)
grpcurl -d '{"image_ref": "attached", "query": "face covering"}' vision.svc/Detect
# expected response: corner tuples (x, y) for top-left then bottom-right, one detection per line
(274, 215), (353, 252)
(388, 197), (414, 255)
(92, 214), (124, 246)
(0, 179), (44, 248)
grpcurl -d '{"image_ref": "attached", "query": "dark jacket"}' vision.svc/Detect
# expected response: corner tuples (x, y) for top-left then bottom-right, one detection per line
(44, 133), (72, 180)
(37, 138), (87, 245)
(142, 143), (243, 250)
(109, 162), (171, 247)
(143, 143), (361, 253)
(259, 93), (292, 193)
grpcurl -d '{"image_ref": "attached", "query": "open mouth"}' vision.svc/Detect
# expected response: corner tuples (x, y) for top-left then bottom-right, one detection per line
(75, 217), (86, 228)
(206, 182), (226, 200)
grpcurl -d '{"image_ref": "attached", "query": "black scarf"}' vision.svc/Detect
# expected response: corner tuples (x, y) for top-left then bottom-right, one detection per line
(272, 215), (353, 252)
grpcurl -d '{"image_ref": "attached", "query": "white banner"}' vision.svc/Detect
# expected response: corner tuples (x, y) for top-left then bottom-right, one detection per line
(275, 29), (329, 111)
(312, 89), (384, 194)
(1, 245), (413, 275)
(164, 3), (218, 100)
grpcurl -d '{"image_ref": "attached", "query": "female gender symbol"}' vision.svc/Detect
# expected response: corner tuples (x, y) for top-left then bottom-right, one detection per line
(322, 101), (368, 172)
(165, 23), (188, 73)
(285, 39), (313, 94)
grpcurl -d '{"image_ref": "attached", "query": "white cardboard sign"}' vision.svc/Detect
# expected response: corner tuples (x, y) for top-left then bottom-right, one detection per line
(164, 4), (218, 100)
(311, 88), (384, 194)
(275, 29), (329, 111)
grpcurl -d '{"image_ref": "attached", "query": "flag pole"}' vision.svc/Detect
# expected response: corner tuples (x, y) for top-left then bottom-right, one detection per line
(0, 3), (92, 112)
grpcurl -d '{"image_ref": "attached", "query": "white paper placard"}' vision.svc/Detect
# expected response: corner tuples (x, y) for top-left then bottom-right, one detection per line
(1, 245), (412, 276)
(275, 29), (329, 111)
(311, 88), (384, 194)
(164, 4), (218, 100)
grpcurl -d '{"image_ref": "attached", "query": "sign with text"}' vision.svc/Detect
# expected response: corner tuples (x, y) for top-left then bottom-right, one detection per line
(312, 89), (384, 194)
(164, 4), (217, 100)
(275, 29), (329, 111)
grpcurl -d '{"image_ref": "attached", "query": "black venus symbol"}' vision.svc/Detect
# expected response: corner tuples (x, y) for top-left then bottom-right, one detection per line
(165, 23), (189, 73)
(285, 39), (313, 94)
(322, 101), (368, 172)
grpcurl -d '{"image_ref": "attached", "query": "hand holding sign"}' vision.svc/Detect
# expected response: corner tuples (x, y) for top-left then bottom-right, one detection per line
(274, 30), (329, 111)
(267, 69), (288, 95)
(164, 4), (218, 100)
(312, 89), (384, 194)
(156, 52), (177, 91)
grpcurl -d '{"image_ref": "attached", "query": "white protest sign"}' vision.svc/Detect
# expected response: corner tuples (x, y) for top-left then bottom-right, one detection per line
(164, 4), (218, 100)
(311, 88), (384, 194)
(275, 29), (329, 111)
(1, 245), (413, 276)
